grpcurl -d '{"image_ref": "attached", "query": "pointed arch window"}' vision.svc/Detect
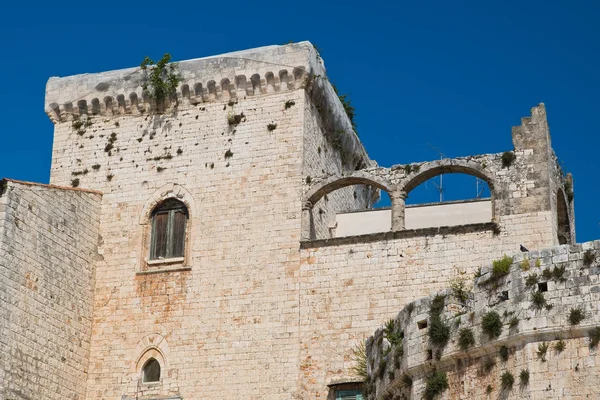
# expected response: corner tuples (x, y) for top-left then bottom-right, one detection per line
(150, 198), (188, 260)
(142, 358), (161, 383)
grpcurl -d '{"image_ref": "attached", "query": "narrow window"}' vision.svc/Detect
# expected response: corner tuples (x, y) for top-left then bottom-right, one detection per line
(150, 198), (188, 260)
(142, 358), (161, 383)
(336, 389), (363, 400)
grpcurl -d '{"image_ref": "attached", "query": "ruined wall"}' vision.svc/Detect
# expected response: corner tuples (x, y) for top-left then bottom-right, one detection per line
(367, 241), (600, 399)
(0, 180), (101, 400)
(44, 42), (372, 400)
(296, 213), (555, 398)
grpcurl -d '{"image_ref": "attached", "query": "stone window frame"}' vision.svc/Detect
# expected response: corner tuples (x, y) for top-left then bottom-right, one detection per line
(327, 382), (364, 400)
(136, 347), (166, 388)
(138, 184), (196, 274)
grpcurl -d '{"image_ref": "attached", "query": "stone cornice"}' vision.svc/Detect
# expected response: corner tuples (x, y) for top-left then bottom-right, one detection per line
(45, 42), (322, 123)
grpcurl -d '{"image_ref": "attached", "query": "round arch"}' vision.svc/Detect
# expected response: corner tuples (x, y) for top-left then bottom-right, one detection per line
(304, 171), (393, 206)
(139, 183), (197, 225)
(401, 159), (495, 194)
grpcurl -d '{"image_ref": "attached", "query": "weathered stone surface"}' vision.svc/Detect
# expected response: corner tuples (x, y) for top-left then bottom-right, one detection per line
(0, 42), (586, 400)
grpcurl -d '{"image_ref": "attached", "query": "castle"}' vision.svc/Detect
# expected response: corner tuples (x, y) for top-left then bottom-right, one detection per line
(0, 42), (597, 400)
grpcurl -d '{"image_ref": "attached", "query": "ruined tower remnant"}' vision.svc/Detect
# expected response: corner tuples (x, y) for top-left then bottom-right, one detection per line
(1, 42), (593, 400)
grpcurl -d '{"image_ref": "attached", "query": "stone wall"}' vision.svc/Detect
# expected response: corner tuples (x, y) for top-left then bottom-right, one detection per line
(296, 210), (556, 398)
(44, 42), (372, 399)
(366, 240), (600, 399)
(0, 180), (101, 400)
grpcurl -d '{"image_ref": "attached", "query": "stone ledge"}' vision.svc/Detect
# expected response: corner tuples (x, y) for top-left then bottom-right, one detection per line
(300, 222), (497, 249)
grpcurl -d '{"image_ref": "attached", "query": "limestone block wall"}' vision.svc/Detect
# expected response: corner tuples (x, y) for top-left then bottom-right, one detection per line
(367, 240), (600, 399)
(0, 179), (101, 400)
(44, 42), (371, 399)
(296, 211), (556, 398)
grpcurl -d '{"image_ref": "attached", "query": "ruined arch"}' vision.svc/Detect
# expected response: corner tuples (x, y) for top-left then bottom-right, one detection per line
(401, 159), (494, 194)
(556, 188), (572, 245)
(304, 171), (393, 205)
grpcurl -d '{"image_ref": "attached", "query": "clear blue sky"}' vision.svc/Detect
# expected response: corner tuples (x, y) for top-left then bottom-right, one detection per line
(1, 1), (598, 242)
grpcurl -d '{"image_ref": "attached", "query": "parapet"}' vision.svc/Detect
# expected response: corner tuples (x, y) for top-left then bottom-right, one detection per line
(45, 42), (323, 122)
(365, 240), (600, 399)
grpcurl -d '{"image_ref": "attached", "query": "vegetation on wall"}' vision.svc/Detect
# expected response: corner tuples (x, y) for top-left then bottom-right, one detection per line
(501, 371), (514, 391)
(458, 328), (475, 351)
(428, 295), (451, 348)
(424, 370), (449, 400)
(481, 311), (502, 339)
(351, 341), (368, 380)
(140, 53), (182, 107)
(501, 151), (516, 168)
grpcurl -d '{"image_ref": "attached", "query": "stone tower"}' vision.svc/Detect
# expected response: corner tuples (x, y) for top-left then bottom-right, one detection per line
(0, 42), (584, 400)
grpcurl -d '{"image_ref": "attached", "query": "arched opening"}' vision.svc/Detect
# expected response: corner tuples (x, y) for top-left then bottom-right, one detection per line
(250, 74), (261, 95)
(142, 358), (161, 383)
(150, 198), (188, 260)
(403, 166), (493, 230)
(556, 189), (571, 245)
(305, 174), (393, 240)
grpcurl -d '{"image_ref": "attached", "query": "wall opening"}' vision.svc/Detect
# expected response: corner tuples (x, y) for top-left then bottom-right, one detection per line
(404, 172), (493, 229)
(312, 183), (384, 240)
(142, 358), (161, 383)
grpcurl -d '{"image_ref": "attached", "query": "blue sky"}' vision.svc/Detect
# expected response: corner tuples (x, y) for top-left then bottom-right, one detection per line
(1, 1), (598, 241)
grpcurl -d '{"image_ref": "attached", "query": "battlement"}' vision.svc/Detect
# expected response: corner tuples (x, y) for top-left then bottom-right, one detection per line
(45, 42), (322, 122)
(365, 240), (600, 399)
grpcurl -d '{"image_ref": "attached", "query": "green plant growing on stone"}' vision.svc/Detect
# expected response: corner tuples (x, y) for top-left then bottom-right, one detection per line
(403, 164), (412, 174)
(564, 179), (574, 203)
(331, 83), (357, 132)
(501, 151), (516, 168)
(554, 339), (566, 353)
(91, 164), (101, 170)
(530, 291), (548, 311)
(520, 258), (531, 271)
(486, 385), (493, 394)
(383, 319), (404, 348)
(525, 273), (539, 288)
(519, 369), (530, 386)
(537, 342), (549, 361)
(423, 370), (448, 400)
(406, 302), (415, 315)
(491, 255), (513, 280)
(535, 258), (542, 268)
(350, 340), (368, 380)
(583, 249), (596, 266)
(140, 53), (181, 107)
(450, 275), (471, 303)
(267, 123), (277, 131)
(71, 178), (80, 188)
(500, 371), (514, 391)
(428, 295), (450, 348)
(430, 295), (446, 315)
(228, 113), (244, 126)
(499, 345), (509, 361)
(542, 268), (552, 279)
(106, 174), (114, 181)
(482, 357), (496, 373)
(474, 267), (483, 278)
(284, 100), (295, 109)
(429, 314), (451, 348)
(481, 311), (502, 339)
(551, 265), (567, 282)
(224, 149), (233, 159)
(568, 307), (586, 326)
(457, 328), (475, 351)
(589, 327), (600, 349)
(508, 316), (519, 329)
